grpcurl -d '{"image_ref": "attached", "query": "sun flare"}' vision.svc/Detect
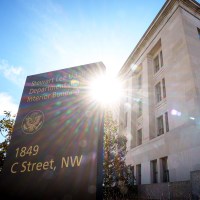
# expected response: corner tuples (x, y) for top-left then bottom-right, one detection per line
(89, 75), (123, 106)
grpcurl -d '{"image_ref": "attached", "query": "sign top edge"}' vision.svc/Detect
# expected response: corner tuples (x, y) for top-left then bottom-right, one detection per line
(27, 61), (106, 77)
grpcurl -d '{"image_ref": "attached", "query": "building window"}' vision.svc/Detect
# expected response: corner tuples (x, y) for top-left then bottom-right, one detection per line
(154, 50), (163, 73)
(136, 164), (141, 185)
(128, 165), (135, 185)
(156, 112), (169, 136)
(157, 115), (164, 136)
(138, 74), (142, 89)
(162, 78), (166, 98)
(154, 55), (159, 73)
(197, 28), (200, 39)
(165, 112), (169, 132)
(151, 160), (158, 183)
(160, 157), (169, 182)
(155, 78), (166, 104)
(155, 82), (162, 103)
(137, 129), (142, 146)
(138, 99), (142, 117)
(160, 51), (163, 67)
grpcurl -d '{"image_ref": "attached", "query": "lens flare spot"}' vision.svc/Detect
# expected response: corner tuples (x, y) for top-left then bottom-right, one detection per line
(66, 110), (72, 115)
(55, 101), (61, 106)
(89, 75), (122, 106)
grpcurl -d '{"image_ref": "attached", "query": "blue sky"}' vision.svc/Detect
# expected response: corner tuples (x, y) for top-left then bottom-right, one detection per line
(0, 0), (170, 119)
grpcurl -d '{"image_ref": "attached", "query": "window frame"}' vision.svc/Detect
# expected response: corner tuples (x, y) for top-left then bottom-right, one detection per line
(155, 82), (162, 103)
(162, 78), (166, 98)
(138, 99), (142, 117)
(137, 129), (142, 146)
(136, 164), (141, 185)
(155, 78), (167, 104)
(154, 55), (160, 73)
(153, 50), (164, 74)
(157, 115), (164, 136)
(197, 27), (200, 39)
(160, 50), (163, 67)
(160, 157), (169, 183)
(165, 112), (169, 132)
(151, 159), (158, 183)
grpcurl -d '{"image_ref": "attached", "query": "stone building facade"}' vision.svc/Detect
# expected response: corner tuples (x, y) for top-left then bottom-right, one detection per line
(119, 0), (200, 197)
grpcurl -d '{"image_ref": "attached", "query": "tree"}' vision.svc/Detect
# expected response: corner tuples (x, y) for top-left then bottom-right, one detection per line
(0, 111), (15, 171)
(103, 110), (129, 187)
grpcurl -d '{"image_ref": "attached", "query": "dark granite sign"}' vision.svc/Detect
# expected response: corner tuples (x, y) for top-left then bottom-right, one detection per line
(0, 62), (105, 200)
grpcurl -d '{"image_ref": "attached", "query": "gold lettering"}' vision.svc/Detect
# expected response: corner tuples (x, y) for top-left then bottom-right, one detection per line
(70, 155), (82, 167)
(27, 96), (33, 102)
(31, 162), (36, 171)
(49, 159), (54, 169)
(61, 157), (69, 168)
(20, 160), (54, 172)
(36, 162), (42, 171)
(27, 161), (32, 172)
(21, 161), (27, 173)
(32, 78), (54, 86)
(11, 162), (18, 173)
(43, 161), (50, 170)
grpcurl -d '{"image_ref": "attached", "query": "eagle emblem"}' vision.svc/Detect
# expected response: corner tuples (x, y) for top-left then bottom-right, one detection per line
(22, 110), (44, 134)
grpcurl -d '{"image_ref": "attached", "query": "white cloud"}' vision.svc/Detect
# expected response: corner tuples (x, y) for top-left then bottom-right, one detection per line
(0, 59), (24, 86)
(0, 93), (18, 116)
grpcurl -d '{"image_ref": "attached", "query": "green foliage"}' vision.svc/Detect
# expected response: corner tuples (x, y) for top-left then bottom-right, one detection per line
(0, 111), (15, 171)
(103, 110), (130, 188)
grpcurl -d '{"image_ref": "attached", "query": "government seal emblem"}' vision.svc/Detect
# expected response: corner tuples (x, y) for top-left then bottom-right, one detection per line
(22, 110), (44, 134)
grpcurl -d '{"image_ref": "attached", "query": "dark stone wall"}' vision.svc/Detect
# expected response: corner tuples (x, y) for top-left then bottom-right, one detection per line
(137, 183), (169, 199)
(137, 181), (190, 199)
(170, 181), (191, 199)
(191, 170), (200, 199)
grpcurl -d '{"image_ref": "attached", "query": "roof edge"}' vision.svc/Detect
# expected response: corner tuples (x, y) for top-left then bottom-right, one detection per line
(119, 0), (200, 76)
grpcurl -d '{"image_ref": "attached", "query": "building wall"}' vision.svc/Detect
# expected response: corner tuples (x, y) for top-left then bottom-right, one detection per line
(137, 181), (191, 199)
(123, 3), (200, 185)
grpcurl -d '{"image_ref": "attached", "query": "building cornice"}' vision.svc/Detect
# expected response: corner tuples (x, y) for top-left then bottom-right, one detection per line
(119, 0), (200, 77)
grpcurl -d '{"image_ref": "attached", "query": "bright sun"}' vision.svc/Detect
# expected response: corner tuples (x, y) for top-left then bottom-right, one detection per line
(89, 75), (123, 106)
